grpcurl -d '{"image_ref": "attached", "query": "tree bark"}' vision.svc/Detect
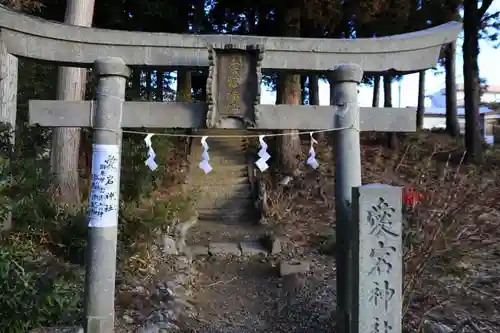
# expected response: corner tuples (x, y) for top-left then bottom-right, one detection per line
(177, 70), (192, 140)
(309, 75), (319, 106)
(463, 0), (484, 162)
(277, 73), (302, 172)
(192, 71), (208, 101)
(177, 0), (203, 104)
(416, 70), (425, 130)
(384, 74), (398, 149)
(50, 0), (95, 207)
(0, 41), (18, 230)
(445, 42), (460, 136)
(145, 70), (152, 101)
(275, 76), (283, 104)
(300, 75), (307, 104)
(176, 70), (192, 102)
(156, 71), (164, 102)
(276, 6), (302, 174)
(372, 75), (380, 107)
(193, 0), (205, 34)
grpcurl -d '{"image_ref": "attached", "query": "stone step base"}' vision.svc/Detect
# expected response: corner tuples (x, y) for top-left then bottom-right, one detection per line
(192, 174), (249, 187)
(189, 153), (248, 166)
(186, 219), (264, 244)
(186, 241), (270, 257)
(197, 211), (258, 221)
(190, 164), (248, 174)
(194, 183), (252, 200)
(196, 197), (253, 210)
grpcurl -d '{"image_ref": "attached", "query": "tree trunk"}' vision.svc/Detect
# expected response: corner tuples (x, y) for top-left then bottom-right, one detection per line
(463, 0), (483, 162)
(193, 0), (205, 34)
(192, 71), (208, 101)
(372, 75), (380, 107)
(0, 40), (18, 230)
(176, 70), (192, 102)
(416, 70), (425, 129)
(275, 76), (283, 104)
(156, 70), (164, 102)
(276, 6), (302, 174)
(300, 75), (307, 104)
(78, 70), (93, 186)
(309, 75), (319, 106)
(136, 69), (143, 99)
(50, 0), (95, 207)
(277, 74), (302, 172)
(445, 41), (460, 136)
(177, 0), (203, 104)
(145, 70), (152, 101)
(384, 74), (398, 149)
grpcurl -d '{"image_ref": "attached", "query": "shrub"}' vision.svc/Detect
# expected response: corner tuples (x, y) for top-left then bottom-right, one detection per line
(0, 123), (193, 331)
(0, 241), (84, 333)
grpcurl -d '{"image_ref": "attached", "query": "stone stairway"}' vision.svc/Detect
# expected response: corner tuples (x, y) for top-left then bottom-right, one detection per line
(187, 129), (263, 244)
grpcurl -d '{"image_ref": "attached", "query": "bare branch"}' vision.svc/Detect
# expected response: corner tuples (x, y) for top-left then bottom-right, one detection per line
(478, 0), (494, 20)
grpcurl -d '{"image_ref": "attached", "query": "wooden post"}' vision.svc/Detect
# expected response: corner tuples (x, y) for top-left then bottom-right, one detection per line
(0, 38), (18, 231)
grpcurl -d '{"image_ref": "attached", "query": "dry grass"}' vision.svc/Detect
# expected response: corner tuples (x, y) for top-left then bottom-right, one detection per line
(116, 137), (195, 280)
(260, 131), (500, 332)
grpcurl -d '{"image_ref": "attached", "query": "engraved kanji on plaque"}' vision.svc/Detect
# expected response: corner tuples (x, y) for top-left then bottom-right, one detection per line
(368, 241), (396, 275)
(371, 317), (393, 333)
(368, 280), (395, 310)
(367, 197), (398, 238)
(205, 44), (263, 129)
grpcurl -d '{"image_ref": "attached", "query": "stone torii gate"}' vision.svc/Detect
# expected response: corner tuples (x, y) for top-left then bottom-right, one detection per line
(0, 5), (460, 333)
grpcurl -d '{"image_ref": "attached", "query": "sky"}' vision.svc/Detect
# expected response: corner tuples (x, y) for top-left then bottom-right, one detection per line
(260, 2), (500, 107)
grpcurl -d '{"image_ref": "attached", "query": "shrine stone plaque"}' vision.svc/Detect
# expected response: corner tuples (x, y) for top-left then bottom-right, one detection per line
(206, 46), (262, 128)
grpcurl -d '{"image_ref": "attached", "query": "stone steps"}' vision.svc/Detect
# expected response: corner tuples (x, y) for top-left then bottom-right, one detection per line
(194, 178), (251, 195)
(189, 154), (248, 165)
(196, 212), (255, 222)
(188, 130), (262, 243)
(193, 174), (249, 186)
(196, 196), (253, 210)
(186, 220), (262, 245)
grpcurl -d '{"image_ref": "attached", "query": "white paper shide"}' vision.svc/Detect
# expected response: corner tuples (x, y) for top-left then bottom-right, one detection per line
(88, 144), (120, 227)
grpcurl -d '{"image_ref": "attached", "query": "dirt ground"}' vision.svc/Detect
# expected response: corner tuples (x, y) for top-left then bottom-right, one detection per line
(102, 131), (500, 333)
(179, 131), (500, 333)
(182, 254), (337, 333)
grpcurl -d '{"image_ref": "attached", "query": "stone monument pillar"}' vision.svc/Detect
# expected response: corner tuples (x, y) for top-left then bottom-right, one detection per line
(350, 184), (403, 333)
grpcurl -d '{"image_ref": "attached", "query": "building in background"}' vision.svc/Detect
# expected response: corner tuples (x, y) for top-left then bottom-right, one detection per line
(420, 107), (498, 144)
(425, 83), (500, 108)
(418, 83), (500, 144)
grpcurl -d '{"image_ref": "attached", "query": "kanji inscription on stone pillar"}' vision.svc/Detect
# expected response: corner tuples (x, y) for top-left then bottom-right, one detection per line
(351, 184), (403, 333)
